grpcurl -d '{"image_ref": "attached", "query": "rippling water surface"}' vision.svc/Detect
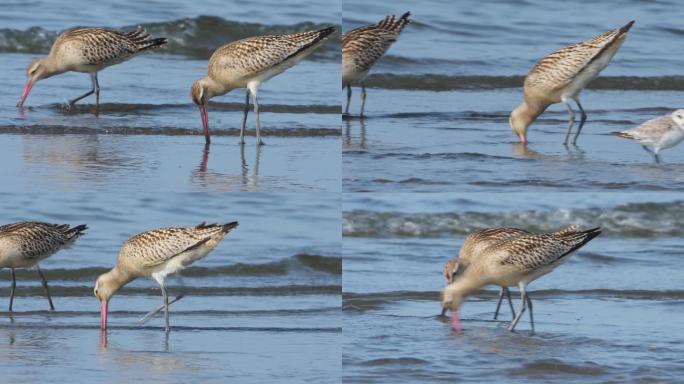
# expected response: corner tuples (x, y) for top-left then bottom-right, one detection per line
(0, 192), (341, 383)
(343, 0), (684, 192)
(0, 0), (341, 192)
(343, 192), (684, 383)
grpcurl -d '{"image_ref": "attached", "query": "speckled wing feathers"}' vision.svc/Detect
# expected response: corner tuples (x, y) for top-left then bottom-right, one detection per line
(209, 27), (335, 80)
(497, 228), (602, 271)
(342, 12), (410, 73)
(0, 222), (87, 260)
(53, 27), (167, 66)
(118, 222), (237, 268)
(525, 21), (634, 92)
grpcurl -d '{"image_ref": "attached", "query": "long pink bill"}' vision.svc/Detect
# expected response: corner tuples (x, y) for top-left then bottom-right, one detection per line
(451, 311), (461, 333)
(100, 300), (108, 330)
(200, 106), (210, 144)
(17, 81), (34, 108)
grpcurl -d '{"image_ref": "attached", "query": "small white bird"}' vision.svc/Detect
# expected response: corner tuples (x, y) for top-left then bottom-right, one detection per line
(611, 109), (684, 163)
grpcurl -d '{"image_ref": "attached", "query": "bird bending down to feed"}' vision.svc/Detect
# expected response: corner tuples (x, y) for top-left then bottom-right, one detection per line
(0, 222), (87, 311)
(94, 222), (238, 332)
(510, 21), (634, 145)
(190, 27), (336, 145)
(17, 27), (167, 109)
(441, 226), (601, 333)
(611, 109), (684, 164)
(342, 12), (411, 117)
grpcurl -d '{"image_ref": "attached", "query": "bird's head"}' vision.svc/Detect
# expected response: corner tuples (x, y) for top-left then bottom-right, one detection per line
(673, 109), (684, 128)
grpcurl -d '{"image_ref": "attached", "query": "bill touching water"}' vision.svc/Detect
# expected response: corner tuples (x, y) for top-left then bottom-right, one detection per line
(343, 192), (684, 382)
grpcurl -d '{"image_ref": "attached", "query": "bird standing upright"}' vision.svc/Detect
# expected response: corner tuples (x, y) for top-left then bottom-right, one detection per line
(611, 109), (684, 163)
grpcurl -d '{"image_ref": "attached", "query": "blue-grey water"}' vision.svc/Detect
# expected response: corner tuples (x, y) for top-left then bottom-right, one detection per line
(0, 192), (341, 383)
(343, 0), (684, 192)
(343, 192), (684, 383)
(0, 0), (341, 192)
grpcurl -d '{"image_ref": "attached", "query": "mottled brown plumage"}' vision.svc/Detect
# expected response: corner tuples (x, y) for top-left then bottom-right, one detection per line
(342, 12), (410, 116)
(17, 27), (167, 108)
(95, 221), (238, 331)
(0, 221), (87, 311)
(442, 226), (601, 333)
(190, 27), (335, 145)
(510, 21), (634, 144)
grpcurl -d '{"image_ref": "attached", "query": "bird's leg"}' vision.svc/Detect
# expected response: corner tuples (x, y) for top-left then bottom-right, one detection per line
(248, 83), (264, 146)
(344, 85), (352, 115)
(360, 83), (367, 118)
(493, 287), (505, 320)
(526, 291), (535, 335)
(160, 283), (170, 332)
(68, 73), (97, 108)
(572, 99), (587, 145)
(654, 153), (661, 164)
(505, 287), (516, 319)
(641, 145), (654, 154)
(240, 89), (250, 145)
(36, 265), (55, 311)
(9, 268), (16, 312)
(562, 101), (576, 145)
(508, 283), (527, 332)
(93, 73), (100, 109)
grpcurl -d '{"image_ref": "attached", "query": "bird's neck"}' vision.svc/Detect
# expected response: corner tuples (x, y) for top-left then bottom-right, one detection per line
(107, 265), (135, 292)
(202, 76), (231, 99)
(518, 99), (547, 123)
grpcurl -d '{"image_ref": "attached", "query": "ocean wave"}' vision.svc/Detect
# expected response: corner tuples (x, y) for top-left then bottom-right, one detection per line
(343, 201), (684, 238)
(0, 16), (341, 60)
(365, 74), (684, 91)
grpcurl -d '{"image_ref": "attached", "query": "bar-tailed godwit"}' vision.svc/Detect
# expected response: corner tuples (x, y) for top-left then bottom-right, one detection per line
(441, 226), (580, 319)
(190, 27), (336, 145)
(441, 226), (601, 333)
(611, 109), (684, 163)
(17, 27), (167, 109)
(94, 222), (238, 332)
(342, 12), (410, 117)
(510, 21), (634, 145)
(0, 222), (87, 311)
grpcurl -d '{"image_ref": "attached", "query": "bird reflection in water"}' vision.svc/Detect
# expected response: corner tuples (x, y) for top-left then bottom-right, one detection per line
(193, 142), (262, 190)
(343, 118), (366, 150)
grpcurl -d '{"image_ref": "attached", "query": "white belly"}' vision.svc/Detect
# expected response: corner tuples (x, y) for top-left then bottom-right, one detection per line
(656, 128), (684, 152)
(150, 246), (212, 285)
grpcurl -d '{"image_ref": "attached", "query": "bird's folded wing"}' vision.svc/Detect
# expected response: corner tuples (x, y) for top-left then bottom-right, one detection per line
(119, 228), (213, 268)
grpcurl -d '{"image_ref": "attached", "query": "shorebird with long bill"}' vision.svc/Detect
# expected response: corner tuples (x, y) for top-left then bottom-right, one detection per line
(342, 12), (410, 117)
(190, 27), (336, 145)
(510, 21), (634, 145)
(94, 222), (238, 332)
(442, 226), (601, 333)
(0, 222), (87, 311)
(17, 27), (167, 109)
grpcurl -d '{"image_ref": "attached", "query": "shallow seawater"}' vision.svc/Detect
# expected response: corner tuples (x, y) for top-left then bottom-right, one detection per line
(343, 192), (684, 383)
(342, 0), (684, 192)
(0, 192), (341, 383)
(0, 1), (341, 192)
